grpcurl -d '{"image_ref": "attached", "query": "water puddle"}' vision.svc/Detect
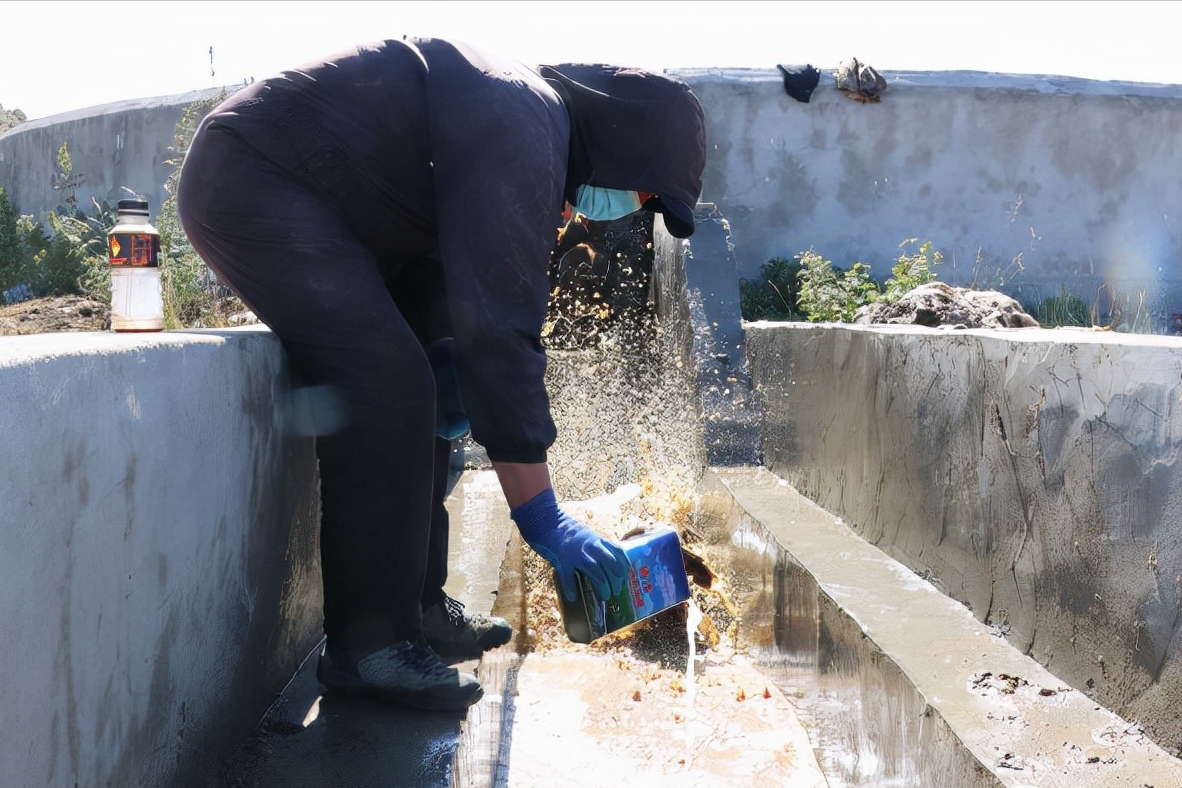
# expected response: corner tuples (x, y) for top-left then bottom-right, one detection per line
(495, 480), (829, 788)
(499, 247), (888, 786)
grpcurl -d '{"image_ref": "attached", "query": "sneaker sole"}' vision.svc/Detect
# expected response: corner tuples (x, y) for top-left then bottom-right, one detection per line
(317, 660), (485, 712)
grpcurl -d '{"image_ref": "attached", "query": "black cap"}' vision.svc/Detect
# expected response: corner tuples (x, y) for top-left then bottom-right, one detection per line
(117, 199), (149, 215)
(643, 194), (696, 238)
(538, 64), (706, 241)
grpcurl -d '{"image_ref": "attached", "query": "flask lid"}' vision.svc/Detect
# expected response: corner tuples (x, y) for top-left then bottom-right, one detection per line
(116, 199), (150, 215)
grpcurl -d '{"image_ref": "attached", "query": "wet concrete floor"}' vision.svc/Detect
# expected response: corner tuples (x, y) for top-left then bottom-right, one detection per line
(209, 471), (511, 788)
(211, 465), (1182, 788)
(209, 470), (832, 788)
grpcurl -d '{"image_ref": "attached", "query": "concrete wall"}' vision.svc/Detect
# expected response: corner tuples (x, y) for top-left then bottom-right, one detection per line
(745, 321), (1182, 756)
(7, 69), (1182, 323)
(0, 327), (322, 788)
(674, 68), (1182, 325)
(0, 87), (230, 220)
(651, 207), (760, 466)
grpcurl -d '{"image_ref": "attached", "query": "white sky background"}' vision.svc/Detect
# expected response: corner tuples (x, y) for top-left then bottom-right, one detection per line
(1, 0), (1179, 121)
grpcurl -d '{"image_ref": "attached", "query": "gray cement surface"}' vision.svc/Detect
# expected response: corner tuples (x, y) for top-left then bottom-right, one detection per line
(207, 471), (515, 788)
(206, 461), (1182, 788)
(714, 466), (1182, 787)
(746, 322), (1182, 755)
(205, 470), (835, 788)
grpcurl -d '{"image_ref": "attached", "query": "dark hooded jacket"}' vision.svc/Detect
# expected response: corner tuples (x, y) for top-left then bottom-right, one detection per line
(196, 37), (706, 464)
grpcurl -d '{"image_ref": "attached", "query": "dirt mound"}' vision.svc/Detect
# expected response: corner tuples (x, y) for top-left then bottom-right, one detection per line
(0, 295), (111, 335)
(856, 281), (1040, 329)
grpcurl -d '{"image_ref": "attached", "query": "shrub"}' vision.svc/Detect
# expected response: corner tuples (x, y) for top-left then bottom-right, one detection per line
(738, 256), (804, 320)
(0, 142), (119, 299)
(0, 185), (27, 291)
(784, 238), (945, 323)
(881, 238), (941, 302)
(795, 248), (878, 322)
(1033, 288), (1091, 328)
(157, 89), (249, 328)
(28, 210), (90, 296)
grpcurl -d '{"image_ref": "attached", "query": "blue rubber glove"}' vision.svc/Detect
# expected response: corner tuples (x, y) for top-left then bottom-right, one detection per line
(511, 488), (631, 602)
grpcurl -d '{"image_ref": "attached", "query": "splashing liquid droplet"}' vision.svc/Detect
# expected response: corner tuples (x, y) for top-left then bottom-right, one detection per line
(682, 598), (704, 766)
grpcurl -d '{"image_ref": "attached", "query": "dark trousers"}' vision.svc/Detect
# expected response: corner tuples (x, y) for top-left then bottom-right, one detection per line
(178, 124), (453, 653)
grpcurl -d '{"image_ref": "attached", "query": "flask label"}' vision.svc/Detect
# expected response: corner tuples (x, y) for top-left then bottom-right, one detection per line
(109, 232), (160, 267)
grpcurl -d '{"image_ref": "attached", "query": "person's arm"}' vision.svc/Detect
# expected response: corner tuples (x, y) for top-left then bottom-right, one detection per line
(426, 45), (565, 465)
(492, 461), (552, 509)
(497, 461), (630, 602)
(422, 43), (630, 601)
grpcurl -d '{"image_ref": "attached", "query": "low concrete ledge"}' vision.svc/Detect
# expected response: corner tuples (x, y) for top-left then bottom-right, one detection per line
(746, 321), (1182, 756)
(714, 466), (1182, 787)
(0, 327), (322, 788)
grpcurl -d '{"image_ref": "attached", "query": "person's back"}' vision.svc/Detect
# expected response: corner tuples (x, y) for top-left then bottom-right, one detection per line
(197, 38), (567, 261)
(177, 35), (706, 712)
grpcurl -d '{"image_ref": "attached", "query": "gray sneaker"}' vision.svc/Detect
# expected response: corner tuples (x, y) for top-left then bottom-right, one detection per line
(316, 638), (484, 711)
(422, 595), (513, 660)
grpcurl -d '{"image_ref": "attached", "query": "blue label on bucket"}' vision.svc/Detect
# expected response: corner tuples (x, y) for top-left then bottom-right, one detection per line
(557, 526), (691, 643)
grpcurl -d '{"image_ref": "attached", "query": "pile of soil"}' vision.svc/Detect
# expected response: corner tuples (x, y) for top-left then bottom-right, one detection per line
(0, 295), (110, 335)
(856, 282), (1040, 329)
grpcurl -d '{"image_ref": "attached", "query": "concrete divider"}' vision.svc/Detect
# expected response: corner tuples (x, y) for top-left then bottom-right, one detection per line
(0, 327), (321, 788)
(709, 465), (1182, 786)
(745, 321), (1182, 758)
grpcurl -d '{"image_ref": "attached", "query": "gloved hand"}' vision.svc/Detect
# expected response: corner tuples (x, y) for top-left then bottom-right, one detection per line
(510, 488), (631, 602)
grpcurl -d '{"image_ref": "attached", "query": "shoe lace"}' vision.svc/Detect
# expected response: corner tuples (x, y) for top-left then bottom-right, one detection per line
(442, 595), (468, 627)
(396, 639), (455, 680)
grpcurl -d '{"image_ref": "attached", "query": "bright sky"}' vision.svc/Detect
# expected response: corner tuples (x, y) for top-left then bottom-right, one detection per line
(3, 0), (1179, 121)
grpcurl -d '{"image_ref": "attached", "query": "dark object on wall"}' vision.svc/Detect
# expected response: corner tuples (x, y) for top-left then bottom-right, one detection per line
(776, 64), (821, 103)
(834, 57), (887, 103)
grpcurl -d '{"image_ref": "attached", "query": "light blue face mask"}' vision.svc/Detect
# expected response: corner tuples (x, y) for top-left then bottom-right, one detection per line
(573, 185), (642, 222)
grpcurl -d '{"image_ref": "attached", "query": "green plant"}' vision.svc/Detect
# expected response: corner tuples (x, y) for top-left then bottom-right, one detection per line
(881, 238), (941, 303)
(0, 185), (27, 291)
(31, 211), (87, 296)
(22, 201), (113, 298)
(738, 255), (804, 320)
(1033, 287), (1090, 328)
(156, 89), (248, 328)
(76, 195), (125, 303)
(52, 141), (84, 210)
(795, 248), (878, 322)
(0, 142), (117, 298)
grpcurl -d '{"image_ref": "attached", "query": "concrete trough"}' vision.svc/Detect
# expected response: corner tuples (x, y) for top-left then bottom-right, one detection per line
(207, 291), (1182, 786)
(446, 460), (1182, 787)
(7, 66), (1182, 783)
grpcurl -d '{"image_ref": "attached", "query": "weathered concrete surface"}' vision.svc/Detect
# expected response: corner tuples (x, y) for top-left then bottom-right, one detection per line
(674, 68), (1182, 319)
(0, 327), (321, 788)
(0, 87), (228, 219)
(8, 68), (1182, 317)
(745, 321), (1182, 756)
(211, 469), (514, 788)
(652, 208), (762, 466)
(709, 466), (1182, 787)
